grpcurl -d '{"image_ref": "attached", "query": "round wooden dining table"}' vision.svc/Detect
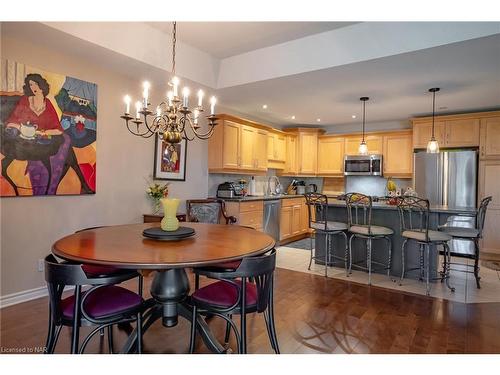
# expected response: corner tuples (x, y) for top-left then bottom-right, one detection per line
(52, 222), (275, 353)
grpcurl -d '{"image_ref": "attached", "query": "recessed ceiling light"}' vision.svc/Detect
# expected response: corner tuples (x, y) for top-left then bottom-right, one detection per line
(316, 118), (321, 122)
(291, 115), (296, 120)
(352, 115), (357, 119)
(262, 104), (268, 109)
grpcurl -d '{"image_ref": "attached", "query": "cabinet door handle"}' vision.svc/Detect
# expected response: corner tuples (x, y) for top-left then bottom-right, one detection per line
(481, 146), (485, 157)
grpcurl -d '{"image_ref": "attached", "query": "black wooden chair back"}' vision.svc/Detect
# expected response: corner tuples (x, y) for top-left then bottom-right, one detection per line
(44, 255), (139, 324)
(396, 196), (431, 241)
(304, 192), (329, 231)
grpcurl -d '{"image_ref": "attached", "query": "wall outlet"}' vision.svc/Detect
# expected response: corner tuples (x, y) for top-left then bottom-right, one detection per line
(37, 259), (44, 272)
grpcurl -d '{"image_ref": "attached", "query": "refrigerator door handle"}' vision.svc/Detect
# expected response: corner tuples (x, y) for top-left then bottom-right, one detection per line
(443, 152), (449, 206)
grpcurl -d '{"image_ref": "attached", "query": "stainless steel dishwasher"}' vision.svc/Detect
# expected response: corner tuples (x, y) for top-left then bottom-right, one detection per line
(263, 200), (280, 242)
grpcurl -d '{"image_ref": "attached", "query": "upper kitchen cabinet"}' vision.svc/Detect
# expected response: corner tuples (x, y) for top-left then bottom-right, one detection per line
(293, 128), (325, 175)
(344, 135), (383, 155)
(208, 114), (268, 174)
(480, 116), (500, 159)
(445, 118), (480, 147)
(281, 134), (298, 175)
(410, 112), (500, 150)
(267, 131), (287, 169)
(383, 131), (413, 178)
(317, 136), (345, 176)
(412, 121), (446, 149)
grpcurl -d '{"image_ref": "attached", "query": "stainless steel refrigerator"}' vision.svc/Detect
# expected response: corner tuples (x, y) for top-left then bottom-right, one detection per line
(414, 150), (477, 208)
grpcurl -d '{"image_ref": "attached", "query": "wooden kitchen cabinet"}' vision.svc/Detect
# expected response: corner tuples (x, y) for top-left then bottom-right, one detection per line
(412, 121), (446, 149)
(208, 116), (268, 174)
(480, 116), (500, 159)
(267, 132), (286, 162)
(225, 200), (264, 231)
(317, 136), (344, 175)
(383, 131), (413, 178)
(478, 159), (500, 253)
(220, 120), (240, 169)
(445, 118), (480, 147)
(282, 135), (298, 175)
(298, 132), (318, 175)
(280, 197), (309, 240)
(344, 135), (383, 155)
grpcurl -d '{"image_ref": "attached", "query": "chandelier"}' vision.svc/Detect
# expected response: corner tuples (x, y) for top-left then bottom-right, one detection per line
(120, 22), (218, 144)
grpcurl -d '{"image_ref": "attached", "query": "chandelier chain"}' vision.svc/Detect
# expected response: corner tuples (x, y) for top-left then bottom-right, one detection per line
(172, 21), (176, 75)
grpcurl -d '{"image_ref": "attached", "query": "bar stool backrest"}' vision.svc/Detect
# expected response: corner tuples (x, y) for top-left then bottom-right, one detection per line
(477, 196), (493, 238)
(345, 192), (373, 234)
(304, 193), (329, 231)
(396, 196), (430, 242)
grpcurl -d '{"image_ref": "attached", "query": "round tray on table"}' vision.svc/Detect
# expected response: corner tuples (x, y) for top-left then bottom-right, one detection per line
(142, 226), (195, 241)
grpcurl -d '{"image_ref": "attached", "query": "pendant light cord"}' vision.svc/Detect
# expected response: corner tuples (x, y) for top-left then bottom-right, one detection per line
(431, 89), (436, 139)
(172, 22), (176, 76)
(362, 99), (366, 142)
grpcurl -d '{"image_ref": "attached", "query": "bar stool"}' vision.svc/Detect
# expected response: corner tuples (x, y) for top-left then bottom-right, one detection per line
(304, 193), (349, 277)
(397, 196), (455, 296)
(438, 196), (492, 288)
(345, 193), (393, 285)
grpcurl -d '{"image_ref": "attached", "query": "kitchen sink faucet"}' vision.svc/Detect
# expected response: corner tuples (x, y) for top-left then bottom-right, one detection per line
(267, 176), (282, 196)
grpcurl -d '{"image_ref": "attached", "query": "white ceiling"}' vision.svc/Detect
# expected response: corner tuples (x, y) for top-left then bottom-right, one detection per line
(217, 34), (500, 127)
(147, 22), (357, 58)
(6, 22), (498, 130)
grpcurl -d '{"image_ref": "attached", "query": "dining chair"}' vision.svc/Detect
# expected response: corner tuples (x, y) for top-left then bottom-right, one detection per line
(346, 193), (394, 285)
(189, 249), (279, 354)
(186, 199), (241, 289)
(438, 196), (492, 288)
(304, 192), (349, 277)
(186, 198), (237, 224)
(44, 254), (147, 354)
(397, 196), (455, 295)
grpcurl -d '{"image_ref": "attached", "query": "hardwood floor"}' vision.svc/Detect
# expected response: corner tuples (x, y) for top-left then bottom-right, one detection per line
(1, 268), (499, 354)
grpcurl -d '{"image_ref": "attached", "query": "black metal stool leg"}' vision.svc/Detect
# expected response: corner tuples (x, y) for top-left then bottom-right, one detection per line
(399, 239), (408, 286)
(189, 305), (198, 353)
(107, 325), (114, 353)
(473, 238), (481, 289)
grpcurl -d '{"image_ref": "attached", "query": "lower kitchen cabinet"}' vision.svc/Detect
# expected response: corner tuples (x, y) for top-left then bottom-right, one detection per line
(280, 197), (309, 241)
(225, 200), (264, 230)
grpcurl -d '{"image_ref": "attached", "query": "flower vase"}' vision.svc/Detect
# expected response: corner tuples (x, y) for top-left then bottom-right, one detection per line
(160, 198), (180, 231)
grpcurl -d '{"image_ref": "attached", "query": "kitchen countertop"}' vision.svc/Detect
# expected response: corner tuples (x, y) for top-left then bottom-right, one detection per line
(218, 195), (476, 214)
(326, 199), (476, 214)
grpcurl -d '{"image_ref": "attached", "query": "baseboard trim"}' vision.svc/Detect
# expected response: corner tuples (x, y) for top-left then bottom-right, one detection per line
(0, 286), (48, 309)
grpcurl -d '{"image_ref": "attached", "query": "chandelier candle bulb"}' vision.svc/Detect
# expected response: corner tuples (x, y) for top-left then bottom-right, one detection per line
(193, 109), (199, 125)
(172, 76), (179, 97)
(167, 91), (173, 107)
(210, 96), (217, 115)
(142, 81), (150, 108)
(182, 87), (190, 108)
(135, 101), (142, 119)
(156, 106), (161, 117)
(197, 89), (204, 107)
(124, 95), (131, 114)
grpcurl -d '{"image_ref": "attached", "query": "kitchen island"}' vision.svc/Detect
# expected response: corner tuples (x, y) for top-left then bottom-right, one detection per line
(314, 199), (476, 280)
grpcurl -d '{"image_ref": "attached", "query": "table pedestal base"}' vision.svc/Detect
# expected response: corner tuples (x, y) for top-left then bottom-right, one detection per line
(121, 268), (225, 354)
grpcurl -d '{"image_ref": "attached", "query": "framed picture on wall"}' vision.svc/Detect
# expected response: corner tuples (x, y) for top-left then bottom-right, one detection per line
(153, 135), (187, 181)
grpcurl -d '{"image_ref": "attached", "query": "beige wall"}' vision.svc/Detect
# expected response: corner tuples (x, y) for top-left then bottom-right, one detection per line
(0, 26), (208, 297)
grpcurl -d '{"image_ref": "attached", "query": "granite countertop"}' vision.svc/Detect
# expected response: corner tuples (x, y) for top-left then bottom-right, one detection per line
(217, 195), (476, 214)
(326, 199), (476, 214)
(216, 194), (303, 202)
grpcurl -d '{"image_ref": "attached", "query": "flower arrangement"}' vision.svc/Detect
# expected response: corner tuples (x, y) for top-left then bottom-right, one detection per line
(146, 180), (170, 214)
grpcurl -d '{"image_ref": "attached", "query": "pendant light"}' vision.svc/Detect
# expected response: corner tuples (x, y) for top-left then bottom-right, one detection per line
(426, 87), (440, 153)
(358, 97), (369, 155)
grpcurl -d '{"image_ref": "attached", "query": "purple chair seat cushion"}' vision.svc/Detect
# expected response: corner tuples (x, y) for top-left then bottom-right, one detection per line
(61, 285), (142, 319)
(81, 264), (119, 277)
(192, 280), (257, 308)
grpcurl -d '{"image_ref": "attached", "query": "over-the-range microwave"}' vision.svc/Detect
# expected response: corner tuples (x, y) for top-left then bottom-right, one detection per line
(344, 154), (383, 176)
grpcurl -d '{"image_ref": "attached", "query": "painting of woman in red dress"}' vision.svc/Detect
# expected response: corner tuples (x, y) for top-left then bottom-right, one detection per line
(1, 63), (96, 196)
